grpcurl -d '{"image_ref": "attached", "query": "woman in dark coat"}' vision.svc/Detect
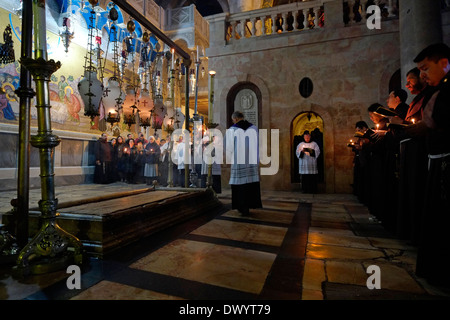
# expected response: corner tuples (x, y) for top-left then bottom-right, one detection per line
(144, 136), (161, 185)
(122, 139), (138, 183)
(115, 135), (126, 182)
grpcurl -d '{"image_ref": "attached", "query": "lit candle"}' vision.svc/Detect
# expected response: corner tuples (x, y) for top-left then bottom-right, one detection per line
(412, 118), (415, 124)
(171, 48), (174, 70)
(376, 124), (379, 131)
(208, 70), (216, 123)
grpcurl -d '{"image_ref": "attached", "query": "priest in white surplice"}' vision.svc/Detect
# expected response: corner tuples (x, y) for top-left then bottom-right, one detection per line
(296, 130), (321, 193)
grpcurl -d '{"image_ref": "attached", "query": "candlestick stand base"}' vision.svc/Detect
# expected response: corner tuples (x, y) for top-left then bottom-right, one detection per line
(15, 209), (83, 275)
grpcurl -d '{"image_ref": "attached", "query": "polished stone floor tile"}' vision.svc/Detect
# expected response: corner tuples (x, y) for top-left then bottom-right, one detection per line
(311, 211), (354, 223)
(312, 203), (348, 213)
(308, 229), (374, 249)
(306, 243), (385, 260)
(261, 201), (299, 211)
(367, 237), (415, 250)
(222, 209), (294, 225)
(190, 218), (288, 247)
(361, 262), (426, 294)
(71, 280), (184, 300)
(302, 258), (325, 293)
(130, 239), (277, 294)
(308, 226), (355, 236)
(326, 260), (369, 287)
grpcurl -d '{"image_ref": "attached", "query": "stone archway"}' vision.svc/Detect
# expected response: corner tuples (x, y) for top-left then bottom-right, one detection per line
(291, 111), (325, 188)
(226, 82), (262, 129)
(290, 104), (335, 193)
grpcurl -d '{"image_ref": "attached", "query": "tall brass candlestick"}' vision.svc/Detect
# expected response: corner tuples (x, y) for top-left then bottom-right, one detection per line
(184, 59), (191, 188)
(167, 68), (175, 187)
(14, 0), (34, 249)
(208, 71), (216, 123)
(16, 0), (82, 275)
(206, 71), (216, 190)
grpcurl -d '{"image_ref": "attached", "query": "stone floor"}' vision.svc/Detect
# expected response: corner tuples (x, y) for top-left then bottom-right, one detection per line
(1, 182), (450, 303)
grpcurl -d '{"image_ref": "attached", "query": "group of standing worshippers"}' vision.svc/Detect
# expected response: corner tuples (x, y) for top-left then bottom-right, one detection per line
(350, 43), (450, 289)
(94, 132), (163, 185)
(94, 130), (223, 193)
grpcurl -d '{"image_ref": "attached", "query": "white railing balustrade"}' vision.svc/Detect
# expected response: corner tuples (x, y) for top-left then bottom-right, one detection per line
(223, 0), (401, 44)
(344, 0), (399, 25)
(226, 0), (327, 43)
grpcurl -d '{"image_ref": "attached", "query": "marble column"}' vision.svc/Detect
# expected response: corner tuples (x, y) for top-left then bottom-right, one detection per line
(399, 0), (442, 90)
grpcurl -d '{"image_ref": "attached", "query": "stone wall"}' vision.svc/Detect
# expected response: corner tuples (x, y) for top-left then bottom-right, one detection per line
(207, 4), (450, 193)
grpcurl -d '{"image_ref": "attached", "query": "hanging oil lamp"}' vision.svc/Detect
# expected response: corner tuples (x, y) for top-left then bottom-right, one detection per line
(102, 5), (125, 117)
(77, 2), (103, 126)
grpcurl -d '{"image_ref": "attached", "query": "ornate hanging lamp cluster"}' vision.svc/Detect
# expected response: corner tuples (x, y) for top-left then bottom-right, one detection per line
(104, 4), (124, 129)
(0, 24), (15, 65)
(77, 0), (103, 126)
(122, 18), (139, 129)
(60, 18), (73, 54)
(137, 31), (153, 130)
(58, 0), (75, 54)
(73, 1), (188, 136)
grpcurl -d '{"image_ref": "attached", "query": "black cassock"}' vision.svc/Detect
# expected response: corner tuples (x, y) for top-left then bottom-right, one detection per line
(415, 72), (450, 288)
(396, 137), (428, 244)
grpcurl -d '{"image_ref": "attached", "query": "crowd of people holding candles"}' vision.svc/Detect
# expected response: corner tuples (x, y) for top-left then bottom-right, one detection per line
(348, 43), (450, 289)
(93, 127), (222, 193)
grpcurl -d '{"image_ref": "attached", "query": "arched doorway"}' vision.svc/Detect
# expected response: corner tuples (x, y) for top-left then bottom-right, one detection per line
(226, 82), (262, 128)
(291, 111), (325, 188)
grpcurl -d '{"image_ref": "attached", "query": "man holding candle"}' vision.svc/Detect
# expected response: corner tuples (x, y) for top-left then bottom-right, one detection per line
(404, 67), (434, 123)
(364, 103), (389, 224)
(396, 67), (436, 242)
(352, 121), (370, 205)
(411, 43), (450, 289)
